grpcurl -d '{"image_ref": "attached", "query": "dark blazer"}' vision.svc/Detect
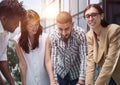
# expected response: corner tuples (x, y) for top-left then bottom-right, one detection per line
(86, 24), (120, 85)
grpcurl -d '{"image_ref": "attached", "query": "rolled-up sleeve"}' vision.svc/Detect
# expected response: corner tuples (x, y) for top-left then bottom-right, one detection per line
(79, 31), (88, 80)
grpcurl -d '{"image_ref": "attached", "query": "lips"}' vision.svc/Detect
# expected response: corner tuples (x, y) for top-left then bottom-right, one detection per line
(31, 29), (37, 34)
(32, 30), (37, 32)
(88, 21), (96, 27)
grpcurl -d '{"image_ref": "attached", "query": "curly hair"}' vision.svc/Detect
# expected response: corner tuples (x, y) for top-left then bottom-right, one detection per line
(0, 0), (25, 18)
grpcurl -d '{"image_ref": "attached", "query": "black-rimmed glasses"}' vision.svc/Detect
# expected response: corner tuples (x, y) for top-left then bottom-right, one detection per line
(84, 13), (100, 19)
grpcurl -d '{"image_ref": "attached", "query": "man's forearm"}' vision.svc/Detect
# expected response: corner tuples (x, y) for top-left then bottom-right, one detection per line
(0, 61), (15, 85)
(0, 75), (5, 85)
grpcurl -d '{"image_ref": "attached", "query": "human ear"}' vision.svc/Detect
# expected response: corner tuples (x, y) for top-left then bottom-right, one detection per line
(1, 16), (7, 24)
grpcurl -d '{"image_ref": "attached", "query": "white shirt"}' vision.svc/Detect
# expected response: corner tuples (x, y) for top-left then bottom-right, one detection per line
(0, 21), (10, 61)
(14, 33), (50, 85)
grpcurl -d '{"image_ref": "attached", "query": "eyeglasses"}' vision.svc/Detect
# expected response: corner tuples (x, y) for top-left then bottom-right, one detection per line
(84, 13), (100, 19)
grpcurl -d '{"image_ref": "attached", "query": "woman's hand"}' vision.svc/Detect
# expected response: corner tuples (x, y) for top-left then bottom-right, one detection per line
(76, 80), (85, 85)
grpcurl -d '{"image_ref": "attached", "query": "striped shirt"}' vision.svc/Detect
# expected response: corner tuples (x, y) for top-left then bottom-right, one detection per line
(50, 26), (88, 80)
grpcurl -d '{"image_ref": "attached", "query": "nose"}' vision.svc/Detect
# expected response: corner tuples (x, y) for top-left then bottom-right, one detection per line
(62, 30), (66, 36)
(89, 16), (94, 20)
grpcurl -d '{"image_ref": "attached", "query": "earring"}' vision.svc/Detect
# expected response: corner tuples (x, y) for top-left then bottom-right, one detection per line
(101, 17), (103, 20)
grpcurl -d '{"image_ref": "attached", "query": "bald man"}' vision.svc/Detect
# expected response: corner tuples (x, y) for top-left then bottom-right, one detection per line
(46, 11), (88, 85)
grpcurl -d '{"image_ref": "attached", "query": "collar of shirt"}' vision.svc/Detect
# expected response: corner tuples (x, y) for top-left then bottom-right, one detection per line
(0, 21), (4, 33)
(0, 22), (10, 41)
(0, 21), (9, 35)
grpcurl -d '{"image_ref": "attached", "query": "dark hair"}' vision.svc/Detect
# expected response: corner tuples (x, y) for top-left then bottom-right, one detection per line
(19, 10), (42, 53)
(56, 11), (72, 24)
(84, 4), (109, 27)
(0, 0), (25, 18)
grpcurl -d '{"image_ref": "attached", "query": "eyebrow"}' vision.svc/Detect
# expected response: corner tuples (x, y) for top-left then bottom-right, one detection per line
(85, 12), (99, 15)
(58, 27), (70, 30)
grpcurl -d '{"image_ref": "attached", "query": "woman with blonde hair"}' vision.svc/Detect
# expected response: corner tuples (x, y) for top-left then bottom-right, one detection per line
(14, 10), (50, 85)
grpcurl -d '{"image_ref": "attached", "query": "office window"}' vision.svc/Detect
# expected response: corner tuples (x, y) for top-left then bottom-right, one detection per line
(70, 0), (78, 15)
(61, 0), (70, 12)
(103, 0), (120, 25)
